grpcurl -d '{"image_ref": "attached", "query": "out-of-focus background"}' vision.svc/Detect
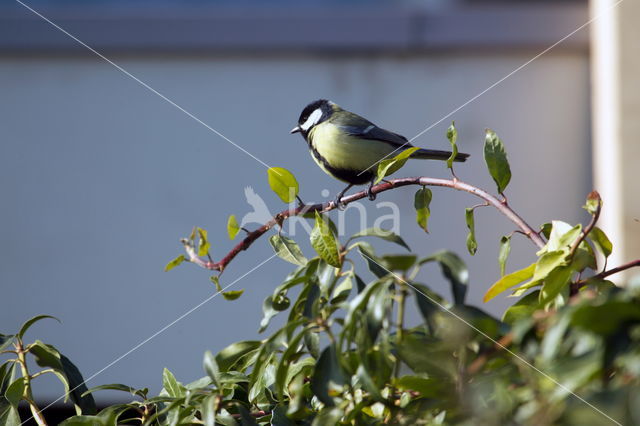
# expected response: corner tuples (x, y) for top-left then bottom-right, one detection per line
(1, 0), (638, 407)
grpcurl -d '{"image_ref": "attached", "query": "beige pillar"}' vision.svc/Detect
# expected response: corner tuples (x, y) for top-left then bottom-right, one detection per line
(590, 0), (640, 280)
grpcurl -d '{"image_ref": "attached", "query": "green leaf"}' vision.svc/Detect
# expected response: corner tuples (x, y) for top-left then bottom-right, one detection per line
(349, 227), (410, 251)
(414, 187), (432, 233)
(222, 290), (244, 301)
(571, 301), (640, 336)
(572, 241), (597, 272)
(0, 334), (14, 353)
(249, 320), (304, 403)
(483, 263), (536, 302)
(0, 362), (16, 397)
(539, 265), (574, 305)
(227, 215), (240, 240)
(215, 341), (262, 372)
(310, 344), (348, 406)
(312, 407), (344, 426)
(464, 208), (478, 255)
(411, 283), (445, 333)
(259, 296), (279, 333)
(203, 351), (220, 389)
(365, 280), (393, 342)
(82, 384), (147, 399)
(502, 290), (540, 323)
(355, 364), (383, 401)
(381, 255), (417, 272)
(59, 415), (109, 426)
(198, 227), (210, 256)
(375, 147), (421, 184)
(532, 250), (567, 282)
(330, 275), (353, 304)
(498, 235), (511, 276)
(343, 278), (390, 347)
(272, 292), (291, 311)
(274, 327), (311, 399)
(17, 315), (60, 340)
(0, 405), (20, 426)
(30, 341), (97, 414)
(201, 394), (217, 426)
(483, 129), (511, 193)
(271, 405), (296, 426)
(268, 167), (299, 203)
(542, 221), (580, 253)
(4, 378), (24, 407)
(395, 375), (444, 399)
(446, 121), (458, 169)
(355, 242), (388, 278)
(310, 211), (341, 268)
(269, 235), (308, 266)
(238, 401), (261, 425)
(164, 255), (185, 272)
(420, 251), (468, 305)
(162, 368), (185, 398)
(589, 226), (613, 258)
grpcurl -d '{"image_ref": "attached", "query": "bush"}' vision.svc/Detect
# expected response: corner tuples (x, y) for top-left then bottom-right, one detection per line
(2, 126), (638, 425)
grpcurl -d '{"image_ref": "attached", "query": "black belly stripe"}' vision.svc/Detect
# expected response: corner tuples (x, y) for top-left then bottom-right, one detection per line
(307, 140), (373, 185)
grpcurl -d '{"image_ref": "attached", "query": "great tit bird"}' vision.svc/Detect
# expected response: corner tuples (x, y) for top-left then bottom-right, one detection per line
(290, 99), (469, 206)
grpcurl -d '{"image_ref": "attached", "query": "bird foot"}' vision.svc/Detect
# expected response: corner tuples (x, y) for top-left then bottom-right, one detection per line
(365, 186), (376, 201)
(334, 195), (347, 210)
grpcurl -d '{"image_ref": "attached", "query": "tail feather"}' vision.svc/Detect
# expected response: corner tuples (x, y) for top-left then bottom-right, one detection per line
(411, 148), (469, 162)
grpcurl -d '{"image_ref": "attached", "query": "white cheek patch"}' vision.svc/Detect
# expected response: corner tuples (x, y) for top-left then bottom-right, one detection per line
(300, 108), (323, 131)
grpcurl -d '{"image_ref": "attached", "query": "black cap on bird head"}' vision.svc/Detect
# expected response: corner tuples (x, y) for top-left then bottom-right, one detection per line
(290, 99), (337, 135)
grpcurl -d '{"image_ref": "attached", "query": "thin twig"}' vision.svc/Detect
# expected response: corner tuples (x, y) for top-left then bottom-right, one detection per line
(569, 191), (602, 296)
(575, 259), (640, 291)
(182, 176), (546, 272)
(569, 191), (602, 258)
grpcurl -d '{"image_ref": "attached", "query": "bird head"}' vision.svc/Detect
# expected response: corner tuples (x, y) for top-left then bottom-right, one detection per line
(290, 99), (337, 136)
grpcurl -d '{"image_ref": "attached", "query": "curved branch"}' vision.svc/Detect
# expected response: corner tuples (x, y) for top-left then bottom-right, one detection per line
(183, 176), (546, 272)
(575, 259), (640, 291)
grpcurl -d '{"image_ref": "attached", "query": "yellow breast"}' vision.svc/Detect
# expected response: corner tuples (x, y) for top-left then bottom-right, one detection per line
(308, 122), (398, 173)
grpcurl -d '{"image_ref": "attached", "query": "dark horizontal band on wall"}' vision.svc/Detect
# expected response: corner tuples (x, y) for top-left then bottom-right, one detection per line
(0, 4), (588, 53)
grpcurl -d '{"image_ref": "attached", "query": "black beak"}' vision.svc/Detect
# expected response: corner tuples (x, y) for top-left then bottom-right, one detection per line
(290, 126), (301, 134)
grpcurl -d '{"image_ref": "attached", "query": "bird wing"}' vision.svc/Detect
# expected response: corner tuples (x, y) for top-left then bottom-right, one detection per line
(331, 111), (411, 148)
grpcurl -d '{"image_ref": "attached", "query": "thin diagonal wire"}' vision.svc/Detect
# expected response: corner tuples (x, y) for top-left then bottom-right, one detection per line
(356, 0), (625, 177)
(360, 252), (622, 426)
(14, 0), (271, 170)
(21, 254), (277, 425)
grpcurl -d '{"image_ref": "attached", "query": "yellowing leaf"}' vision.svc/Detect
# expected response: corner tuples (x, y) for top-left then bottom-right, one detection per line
(446, 121), (458, 169)
(198, 227), (210, 256)
(267, 167), (299, 203)
(375, 147), (420, 184)
(227, 215), (240, 240)
(164, 255), (185, 272)
(483, 263), (535, 302)
(222, 290), (244, 301)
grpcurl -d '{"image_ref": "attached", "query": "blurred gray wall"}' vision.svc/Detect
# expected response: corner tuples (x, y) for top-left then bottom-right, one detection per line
(0, 3), (591, 402)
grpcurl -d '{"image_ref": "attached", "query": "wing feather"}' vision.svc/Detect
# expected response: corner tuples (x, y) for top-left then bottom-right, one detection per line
(330, 111), (411, 148)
